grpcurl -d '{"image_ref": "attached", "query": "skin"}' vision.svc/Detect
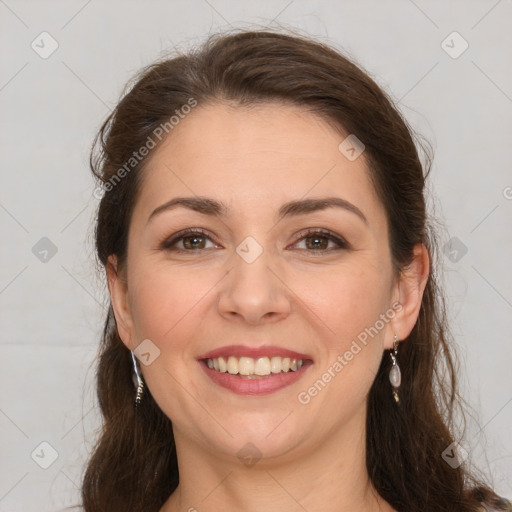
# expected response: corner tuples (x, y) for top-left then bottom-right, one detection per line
(107, 102), (429, 512)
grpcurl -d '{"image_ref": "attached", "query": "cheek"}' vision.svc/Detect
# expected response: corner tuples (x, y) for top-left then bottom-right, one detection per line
(300, 264), (391, 349)
(127, 262), (221, 345)
(126, 266), (214, 410)
(295, 267), (391, 416)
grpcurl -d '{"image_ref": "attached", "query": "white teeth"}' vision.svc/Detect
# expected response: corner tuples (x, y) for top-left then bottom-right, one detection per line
(238, 357), (254, 375)
(227, 356), (238, 374)
(270, 356), (281, 374)
(205, 355), (305, 375)
(254, 357), (270, 375)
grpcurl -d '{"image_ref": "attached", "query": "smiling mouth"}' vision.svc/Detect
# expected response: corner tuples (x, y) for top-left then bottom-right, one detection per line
(203, 355), (312, 379)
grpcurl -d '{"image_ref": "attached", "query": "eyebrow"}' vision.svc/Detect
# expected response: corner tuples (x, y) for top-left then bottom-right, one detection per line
(147, 196), (368, 226)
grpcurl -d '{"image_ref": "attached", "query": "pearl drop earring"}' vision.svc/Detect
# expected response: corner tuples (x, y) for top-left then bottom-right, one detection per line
(389, 335), (401, 404)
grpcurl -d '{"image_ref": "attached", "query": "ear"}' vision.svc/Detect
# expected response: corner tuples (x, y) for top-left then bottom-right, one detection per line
(388, 243), (430, 347)
(106, 254), (135, 350)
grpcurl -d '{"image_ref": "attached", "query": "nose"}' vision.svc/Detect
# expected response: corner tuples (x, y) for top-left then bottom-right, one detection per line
(217, 245), (292, 325)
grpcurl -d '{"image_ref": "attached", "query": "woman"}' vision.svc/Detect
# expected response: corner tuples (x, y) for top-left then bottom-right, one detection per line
(80, 29), (510, 511)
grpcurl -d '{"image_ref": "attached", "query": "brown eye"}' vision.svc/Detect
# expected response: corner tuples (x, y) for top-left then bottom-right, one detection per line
(181, 234), (207, 250)
(304, 234), (329, 250)
(160, 228), (217, 252)
(292, 229), (349, 253)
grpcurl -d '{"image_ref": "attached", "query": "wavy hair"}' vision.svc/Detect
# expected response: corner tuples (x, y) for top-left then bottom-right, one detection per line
(82, 29), (509, 512)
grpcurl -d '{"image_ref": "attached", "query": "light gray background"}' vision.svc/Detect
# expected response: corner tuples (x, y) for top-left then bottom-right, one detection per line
(1, 1), (511, 510)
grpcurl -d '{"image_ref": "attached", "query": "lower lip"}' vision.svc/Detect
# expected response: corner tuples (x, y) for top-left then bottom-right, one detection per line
(198, 360), (313, 395)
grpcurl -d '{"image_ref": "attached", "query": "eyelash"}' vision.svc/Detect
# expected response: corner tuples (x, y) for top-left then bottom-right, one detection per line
(159, 227), (349, 254)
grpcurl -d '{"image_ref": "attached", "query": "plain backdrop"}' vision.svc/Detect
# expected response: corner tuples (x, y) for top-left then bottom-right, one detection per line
(1, 1), (511, 510)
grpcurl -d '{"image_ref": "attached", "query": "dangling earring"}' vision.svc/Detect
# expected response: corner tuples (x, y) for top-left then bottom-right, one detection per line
(389, 335), (401, 404)
(131, 350), (145, 407)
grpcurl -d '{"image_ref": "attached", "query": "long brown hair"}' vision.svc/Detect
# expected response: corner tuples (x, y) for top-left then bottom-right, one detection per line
(82, 28), (509, 511)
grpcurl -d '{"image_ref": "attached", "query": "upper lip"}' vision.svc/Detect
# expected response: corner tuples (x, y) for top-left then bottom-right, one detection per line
(198, 345), (313, 361)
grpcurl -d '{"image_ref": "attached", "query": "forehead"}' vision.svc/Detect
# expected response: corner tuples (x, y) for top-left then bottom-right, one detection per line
(131, 102), (385, 228)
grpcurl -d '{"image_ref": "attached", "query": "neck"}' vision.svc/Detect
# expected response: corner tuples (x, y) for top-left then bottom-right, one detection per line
(160, 407), (394, 512)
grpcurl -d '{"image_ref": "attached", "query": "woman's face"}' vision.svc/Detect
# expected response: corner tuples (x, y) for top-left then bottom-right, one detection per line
(109, 101), (409, 463)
